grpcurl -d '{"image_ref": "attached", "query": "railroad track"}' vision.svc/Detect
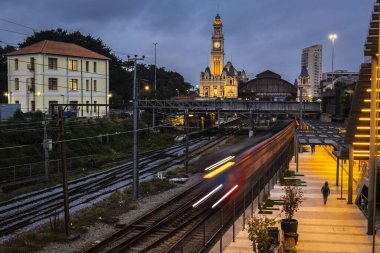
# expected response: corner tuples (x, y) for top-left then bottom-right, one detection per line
(0, 132), (232, 238)
(81, 121), (294, 253)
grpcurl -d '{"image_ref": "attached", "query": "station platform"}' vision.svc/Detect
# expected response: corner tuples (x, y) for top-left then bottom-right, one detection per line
(224, 146), (380, 253)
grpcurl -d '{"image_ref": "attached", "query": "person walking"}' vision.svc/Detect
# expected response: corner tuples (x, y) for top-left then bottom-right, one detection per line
(321, 181), (330, 205)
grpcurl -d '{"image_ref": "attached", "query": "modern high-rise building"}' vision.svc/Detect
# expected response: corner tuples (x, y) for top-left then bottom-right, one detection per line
(301, 44), (322, 98)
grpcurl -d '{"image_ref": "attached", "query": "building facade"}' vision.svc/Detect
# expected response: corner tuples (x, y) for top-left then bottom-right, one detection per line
(239, 70), (297, 101)
(6, 40), (110, 117)
(301, 44), (322, 98)
(321, 70), (359, 92)
(297, 66), (313, 102)
(199, 14), (247, 99)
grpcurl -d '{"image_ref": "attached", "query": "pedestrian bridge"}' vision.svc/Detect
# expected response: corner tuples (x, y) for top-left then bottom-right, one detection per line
(138, 100), (320, 114)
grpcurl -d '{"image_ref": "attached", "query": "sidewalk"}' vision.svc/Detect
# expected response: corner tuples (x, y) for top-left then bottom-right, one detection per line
(225, 146), (380, 253)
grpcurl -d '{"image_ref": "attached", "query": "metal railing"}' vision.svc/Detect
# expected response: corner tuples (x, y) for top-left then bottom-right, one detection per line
(168, 139), (294, 252)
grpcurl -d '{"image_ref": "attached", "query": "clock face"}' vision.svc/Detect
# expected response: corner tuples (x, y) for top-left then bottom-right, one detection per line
(214, 41), (221, 49)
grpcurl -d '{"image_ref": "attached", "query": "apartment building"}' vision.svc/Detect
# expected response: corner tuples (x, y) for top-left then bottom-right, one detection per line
(6, 40), (110, 117)
(301, 44), (322, 98)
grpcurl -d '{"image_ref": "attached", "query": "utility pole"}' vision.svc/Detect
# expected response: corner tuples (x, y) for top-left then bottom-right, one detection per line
(128, 54), (145, 200)
(184, 109), (189, 174)
(57, 105), (70, 236)
(153, 43), (158, 129)
(42, 114), (49, 180)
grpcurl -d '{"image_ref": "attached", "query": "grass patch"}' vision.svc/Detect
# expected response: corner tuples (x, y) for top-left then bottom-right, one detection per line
(0, 230), (69, 253)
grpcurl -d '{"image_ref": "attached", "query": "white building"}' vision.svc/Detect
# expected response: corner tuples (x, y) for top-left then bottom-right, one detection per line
(301, 44), (322, 98)
(6, 40), (110, 117)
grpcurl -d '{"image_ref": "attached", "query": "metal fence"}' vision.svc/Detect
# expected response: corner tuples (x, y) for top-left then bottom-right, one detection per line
(168, 139), (294, 252)
(0, 155), (96, 185)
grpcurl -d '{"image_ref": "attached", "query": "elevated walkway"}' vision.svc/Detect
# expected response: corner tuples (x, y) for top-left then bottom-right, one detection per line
(224, 146), (380, 253)
(137, 99), (320, 113)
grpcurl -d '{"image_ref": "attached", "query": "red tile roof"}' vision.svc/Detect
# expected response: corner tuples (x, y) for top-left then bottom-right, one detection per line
(7, 40), (110, 60)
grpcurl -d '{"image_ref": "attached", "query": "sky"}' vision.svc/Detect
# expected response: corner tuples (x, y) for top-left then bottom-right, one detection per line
(0, 0), (374, 85)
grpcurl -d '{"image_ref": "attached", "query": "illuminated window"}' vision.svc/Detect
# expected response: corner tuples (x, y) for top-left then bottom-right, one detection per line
(213, 86), (218, 97)
(69, 79), (78, 91)
(68, 60), (78, 71)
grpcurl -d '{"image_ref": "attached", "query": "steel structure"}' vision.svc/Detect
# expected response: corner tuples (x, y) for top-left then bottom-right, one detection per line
(138, 99), (320, 113)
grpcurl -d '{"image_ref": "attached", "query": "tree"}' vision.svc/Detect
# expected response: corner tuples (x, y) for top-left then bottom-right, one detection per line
(248, 215), (277, 253)
(17, 29), (192, 106)
(0, 45), (16, 103)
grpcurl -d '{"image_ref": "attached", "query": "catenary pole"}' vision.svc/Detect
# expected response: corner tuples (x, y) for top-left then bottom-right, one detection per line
(153, 42), (158, 129)
(128, 55), (145, 200)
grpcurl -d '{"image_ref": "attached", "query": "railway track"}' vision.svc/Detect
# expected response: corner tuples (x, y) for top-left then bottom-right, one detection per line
(0, 132), (232, 238)
(81, 121), (295, 253)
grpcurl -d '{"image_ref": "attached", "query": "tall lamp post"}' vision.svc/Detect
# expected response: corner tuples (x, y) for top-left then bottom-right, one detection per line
(329, 33), (338, 83)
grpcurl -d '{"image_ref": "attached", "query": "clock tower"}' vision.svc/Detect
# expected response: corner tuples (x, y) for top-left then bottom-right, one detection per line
(210, 14), (224, 76)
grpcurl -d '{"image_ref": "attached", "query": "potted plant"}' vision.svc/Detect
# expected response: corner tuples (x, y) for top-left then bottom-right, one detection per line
(281, 185), (304, 233)
(247, 215), (277, 253)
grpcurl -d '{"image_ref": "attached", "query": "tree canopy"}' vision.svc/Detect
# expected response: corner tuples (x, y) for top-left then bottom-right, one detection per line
(3, 28), (192, 107)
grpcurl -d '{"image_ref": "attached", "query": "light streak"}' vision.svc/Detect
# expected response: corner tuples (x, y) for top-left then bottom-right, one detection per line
(204, 156), (235, 171)
(203, 162), (235, 179)
(212, 185), (238, 208)
(192, 184), (223, 208)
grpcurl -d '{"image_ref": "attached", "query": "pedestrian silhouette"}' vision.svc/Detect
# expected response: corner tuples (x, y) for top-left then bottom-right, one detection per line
(321, 181), (330, 205)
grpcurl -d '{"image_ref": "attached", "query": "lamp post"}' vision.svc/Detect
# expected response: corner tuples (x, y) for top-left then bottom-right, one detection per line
(60, 94), (65, 104)
(329, 33), (338, 83)
(4, 92), (9, 103)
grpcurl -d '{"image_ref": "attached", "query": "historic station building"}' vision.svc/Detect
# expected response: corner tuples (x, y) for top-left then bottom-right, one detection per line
(199, 14), (247, 99)
(238, 70), (297, 101)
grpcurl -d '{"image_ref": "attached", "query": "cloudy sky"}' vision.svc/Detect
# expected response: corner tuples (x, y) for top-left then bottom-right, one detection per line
(0, 0), (373, 85)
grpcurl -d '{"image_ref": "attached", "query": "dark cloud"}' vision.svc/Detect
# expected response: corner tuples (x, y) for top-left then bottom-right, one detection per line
(0, 0), (373, 84)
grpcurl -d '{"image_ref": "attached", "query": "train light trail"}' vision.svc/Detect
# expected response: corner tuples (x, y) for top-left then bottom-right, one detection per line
(212, 185), (238, 208)
(204, 156), (235, 171)
(203, 162), (235, 179)
(192, 184), (223, 208)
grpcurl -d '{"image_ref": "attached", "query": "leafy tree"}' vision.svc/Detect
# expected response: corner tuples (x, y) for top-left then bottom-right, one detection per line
(0, 45), (16, 103)
(18, 29), (192, 106)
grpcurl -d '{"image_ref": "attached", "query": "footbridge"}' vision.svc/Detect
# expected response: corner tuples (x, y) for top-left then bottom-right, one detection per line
(138, 100), (320, 114)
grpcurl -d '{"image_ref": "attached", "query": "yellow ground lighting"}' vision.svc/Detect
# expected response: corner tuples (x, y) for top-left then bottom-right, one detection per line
(361, 109), (380, 112)
(354, 134), (370, 137)
(354, 150), (369, 153)
(363, 99), (380, 102)
(358, 118), (380, 121)
(353, 142), (380, 146)
(204, 162), (235, 179)
(356, 126), (380, 130)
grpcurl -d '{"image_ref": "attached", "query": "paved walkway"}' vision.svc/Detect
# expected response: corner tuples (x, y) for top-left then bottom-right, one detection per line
(224, 146), (380, 253)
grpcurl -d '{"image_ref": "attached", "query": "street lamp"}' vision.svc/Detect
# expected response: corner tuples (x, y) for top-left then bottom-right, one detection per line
(60, 94), (65, 104)
(176, 88), (179, 96)
(329, 33), (338, 83)
(144, 85), (150, 91)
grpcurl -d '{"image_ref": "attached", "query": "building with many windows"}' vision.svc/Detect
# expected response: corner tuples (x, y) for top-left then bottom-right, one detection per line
(199, 14), (247, 99)
(301, 44), (322, 98)
(6, 40), (110, 117)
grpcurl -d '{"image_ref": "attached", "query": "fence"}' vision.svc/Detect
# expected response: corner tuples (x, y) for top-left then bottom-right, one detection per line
(0, 155), (96, 185)
(168, 138), (294, 253)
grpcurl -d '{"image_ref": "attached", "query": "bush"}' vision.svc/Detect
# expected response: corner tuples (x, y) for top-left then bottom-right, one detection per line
(247, 215), (277, 253)
(281, 186), (304, 220)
